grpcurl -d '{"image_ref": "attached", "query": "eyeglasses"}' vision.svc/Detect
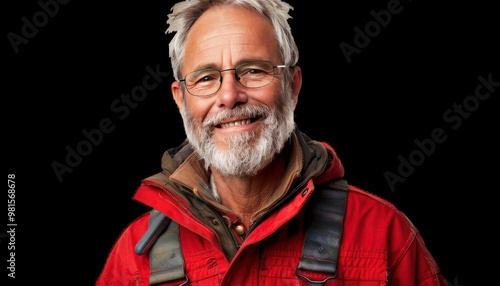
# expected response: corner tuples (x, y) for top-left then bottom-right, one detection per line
(179, 60), (289, 97)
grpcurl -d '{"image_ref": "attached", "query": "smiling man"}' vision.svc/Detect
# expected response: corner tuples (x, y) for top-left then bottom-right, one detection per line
(96, 1), (450, 285)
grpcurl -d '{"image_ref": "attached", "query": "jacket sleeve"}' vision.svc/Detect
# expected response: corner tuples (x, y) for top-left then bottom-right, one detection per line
(344, 186), (450, 285)
(96, 213), (151, 286)
(388, 218), (450, 285)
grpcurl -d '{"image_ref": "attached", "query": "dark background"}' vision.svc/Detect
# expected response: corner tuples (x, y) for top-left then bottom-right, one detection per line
(4, 0), (498, 285)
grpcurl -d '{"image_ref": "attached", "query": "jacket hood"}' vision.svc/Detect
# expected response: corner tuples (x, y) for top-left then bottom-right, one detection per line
(294, 127), (345, 185)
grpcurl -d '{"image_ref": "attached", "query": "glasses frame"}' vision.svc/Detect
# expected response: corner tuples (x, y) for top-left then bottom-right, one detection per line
(179, 60), (289, 97)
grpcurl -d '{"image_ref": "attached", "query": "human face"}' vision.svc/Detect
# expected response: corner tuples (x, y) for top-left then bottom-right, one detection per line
(171, 5), (301, 177)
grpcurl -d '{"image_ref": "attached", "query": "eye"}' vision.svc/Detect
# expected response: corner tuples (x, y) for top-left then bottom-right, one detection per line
(238, 62), (273, 78)
(197, 74), (218, 83)
(188, 69), (220, 85)
(241, 67), (267, 76)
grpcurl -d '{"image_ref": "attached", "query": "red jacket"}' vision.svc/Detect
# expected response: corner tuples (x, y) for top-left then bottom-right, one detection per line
(97, 129), (449, 285)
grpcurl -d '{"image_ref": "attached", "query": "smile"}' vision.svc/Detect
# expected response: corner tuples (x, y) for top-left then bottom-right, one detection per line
(218, 119), (252, 128)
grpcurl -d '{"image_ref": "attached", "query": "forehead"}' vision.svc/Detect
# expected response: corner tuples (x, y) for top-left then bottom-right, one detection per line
(183, 5), (281, 70)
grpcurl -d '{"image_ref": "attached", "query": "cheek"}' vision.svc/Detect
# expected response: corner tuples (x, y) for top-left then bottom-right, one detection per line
(252, 84), (282, 107)
(185, 97), (215, 123)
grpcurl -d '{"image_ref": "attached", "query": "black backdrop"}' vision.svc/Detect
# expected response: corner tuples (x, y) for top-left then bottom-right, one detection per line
(4, 0), (499, 285)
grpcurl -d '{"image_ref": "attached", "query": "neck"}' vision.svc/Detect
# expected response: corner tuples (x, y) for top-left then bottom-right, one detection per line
(210, 152), (287, 227)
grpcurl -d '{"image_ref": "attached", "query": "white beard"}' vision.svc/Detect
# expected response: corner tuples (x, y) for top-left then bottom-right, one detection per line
(179, 87), (296, 177)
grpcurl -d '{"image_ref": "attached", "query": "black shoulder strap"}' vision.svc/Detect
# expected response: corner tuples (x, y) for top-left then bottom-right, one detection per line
(135, 179), (348, 286)
(135, 209), (171, 255)
(134, 209), (188, 285)
(295, 179), (349, 286)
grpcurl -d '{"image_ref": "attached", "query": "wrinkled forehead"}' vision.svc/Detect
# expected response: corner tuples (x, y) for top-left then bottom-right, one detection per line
(182, 5), (280, 71)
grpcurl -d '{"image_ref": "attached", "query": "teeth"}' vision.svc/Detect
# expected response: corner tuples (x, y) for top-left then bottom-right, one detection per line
(220, 119), (251, 128)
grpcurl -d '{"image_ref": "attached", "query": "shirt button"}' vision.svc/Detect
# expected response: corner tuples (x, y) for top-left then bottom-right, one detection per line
(234, 224), (245, 235)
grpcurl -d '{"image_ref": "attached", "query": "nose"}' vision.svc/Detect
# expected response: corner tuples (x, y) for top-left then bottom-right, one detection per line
(216, 69), (248, 109)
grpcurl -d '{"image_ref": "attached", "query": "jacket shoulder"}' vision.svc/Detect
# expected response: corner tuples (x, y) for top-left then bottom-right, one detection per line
(347, 184), (410, 221)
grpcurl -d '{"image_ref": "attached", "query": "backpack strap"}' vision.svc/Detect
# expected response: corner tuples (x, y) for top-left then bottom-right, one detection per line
(135, 209), (188, 285)
(295, 179), (349, 286)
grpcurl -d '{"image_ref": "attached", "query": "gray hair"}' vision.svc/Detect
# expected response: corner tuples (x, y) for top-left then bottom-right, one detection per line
(165, 0), (299, 81)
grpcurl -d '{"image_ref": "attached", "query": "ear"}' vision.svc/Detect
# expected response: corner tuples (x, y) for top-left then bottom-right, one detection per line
(290, 65), (302, 108)
(171, 81), (184, 110)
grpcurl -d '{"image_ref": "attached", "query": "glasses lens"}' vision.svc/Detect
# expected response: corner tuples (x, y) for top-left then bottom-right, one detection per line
(236, 61), (274, 88)
(185, 69), (221, 96)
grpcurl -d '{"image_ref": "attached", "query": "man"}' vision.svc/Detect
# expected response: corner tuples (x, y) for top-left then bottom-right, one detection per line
(97, 0), (450, 285)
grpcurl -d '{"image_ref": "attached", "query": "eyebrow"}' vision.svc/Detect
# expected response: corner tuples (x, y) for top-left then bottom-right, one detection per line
(189, 59), (268, 71)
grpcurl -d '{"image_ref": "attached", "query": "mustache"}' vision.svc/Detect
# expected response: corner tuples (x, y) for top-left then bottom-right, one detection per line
(202, 104), (271, 128)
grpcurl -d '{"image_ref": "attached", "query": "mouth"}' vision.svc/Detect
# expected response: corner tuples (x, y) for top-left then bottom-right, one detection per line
(216, 116), (261, 129)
